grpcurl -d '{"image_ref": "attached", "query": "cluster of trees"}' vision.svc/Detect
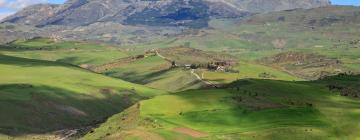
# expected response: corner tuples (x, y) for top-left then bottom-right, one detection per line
(284, 98), (313, 107)
(231, 89), (260, 103)
(327, 84), (359, 98)
(258, 72), (276, 78)
(0, 25), (15, 30)
(170, 60), (239, 73)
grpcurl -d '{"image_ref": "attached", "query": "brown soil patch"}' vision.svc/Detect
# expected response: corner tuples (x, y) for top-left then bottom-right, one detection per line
(272, 39), (287, 49)
(173, 127), (208, 138)
(121, 128), (164, 140)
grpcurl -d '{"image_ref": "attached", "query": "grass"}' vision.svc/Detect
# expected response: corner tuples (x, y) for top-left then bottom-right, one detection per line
(103, 56), (204, 91)
(103, 56), (171, 83)
(144, 68), (205, 91)
(1, 38), (129, 66)
(8, 38), (103, 50)
(85, 76), (360, 139)
(197, 61), (301, 84)
(1, 50), (129, 65)
(0, 54), (166, 137)
(2, 6), (360, 139)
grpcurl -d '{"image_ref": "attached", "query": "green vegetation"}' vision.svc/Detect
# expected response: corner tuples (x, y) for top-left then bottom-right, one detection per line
(1, 6), (360, 140)
(86, 76), (360, 140)
(102, 56), (204, 91)
(197, 61), (301, 84)
(0, 54), (165, 138)
(1, 38), (129, 66)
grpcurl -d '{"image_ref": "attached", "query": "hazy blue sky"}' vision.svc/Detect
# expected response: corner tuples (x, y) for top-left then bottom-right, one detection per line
(0, 0), (359, 19)
(46, 0), (360, 6)
(332, 0), (360, 6)
(49, 0), (65, 4)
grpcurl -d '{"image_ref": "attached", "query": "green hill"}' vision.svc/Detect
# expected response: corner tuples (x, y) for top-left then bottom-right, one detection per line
(83, 75), (360, 140)
(1, 6), (360, 140)
(0, 54), (165, 139)
(1, 38), (129, 66)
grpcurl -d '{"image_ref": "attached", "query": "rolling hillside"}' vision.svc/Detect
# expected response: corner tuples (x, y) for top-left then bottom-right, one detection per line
(0, 4), (359, 140)
(0, 54), (165, 139)
(83, 75), (360, 140)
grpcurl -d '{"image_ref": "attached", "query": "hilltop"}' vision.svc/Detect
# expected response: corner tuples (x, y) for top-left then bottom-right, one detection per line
(1, 0), (330, 27)
(0, 0), (331, 45)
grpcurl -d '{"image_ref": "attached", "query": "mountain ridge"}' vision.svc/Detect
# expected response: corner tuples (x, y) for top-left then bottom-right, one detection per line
(1, 0), (331, 28)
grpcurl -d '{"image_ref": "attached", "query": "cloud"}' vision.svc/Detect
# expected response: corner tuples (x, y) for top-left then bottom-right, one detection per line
(0, 0), (6, 7)
(0, 0), (48, 10)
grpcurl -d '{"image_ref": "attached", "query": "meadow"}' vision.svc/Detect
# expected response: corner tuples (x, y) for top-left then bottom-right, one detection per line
(84, 75), (360, 140)
(1, 6), (360, 140)
(0, 54), (165, 139)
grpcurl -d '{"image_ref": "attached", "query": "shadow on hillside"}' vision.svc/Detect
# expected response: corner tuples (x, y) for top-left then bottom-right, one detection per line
(105, 67), (174, 85)
(168, 75), (360, 132)
(0, 84), (142, 137)
(0, 54), (70, 67)
(140, 68), (175, 84)
(56, 56), (97, 65)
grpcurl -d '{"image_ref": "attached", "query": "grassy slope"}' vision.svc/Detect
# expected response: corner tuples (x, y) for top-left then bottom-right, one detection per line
(85, 76), (360, 140)
(128, 7), (360, 72)
(0, 54), (165, 138)
(104, 56), (204, 92)
(2, 6), (360, 140)
(197, 61), (301, 84)
(1, 38), (129, 66)
(145, 68), (205, 91)
(1, 39), (205, 92)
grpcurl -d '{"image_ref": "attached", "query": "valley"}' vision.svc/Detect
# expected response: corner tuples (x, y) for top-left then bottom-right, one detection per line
(0, 0), (359, 140)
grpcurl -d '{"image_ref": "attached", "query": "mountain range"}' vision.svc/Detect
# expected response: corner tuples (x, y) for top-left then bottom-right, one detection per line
(0, 0), (331, 45)
(1, 0), (331, 28)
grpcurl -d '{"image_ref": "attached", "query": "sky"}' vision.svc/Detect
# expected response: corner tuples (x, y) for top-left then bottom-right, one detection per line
(0, 0), (359, 20)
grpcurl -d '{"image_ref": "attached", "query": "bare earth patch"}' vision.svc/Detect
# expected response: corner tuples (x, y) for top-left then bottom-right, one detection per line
(121, 128), (164, 140)
(173, 127), (208, 138)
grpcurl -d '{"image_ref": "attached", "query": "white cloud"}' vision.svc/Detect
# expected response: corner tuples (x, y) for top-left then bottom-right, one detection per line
(0, 0), (48, 10)
(0, 0), (6, 7)
(0, 0), (7, 7)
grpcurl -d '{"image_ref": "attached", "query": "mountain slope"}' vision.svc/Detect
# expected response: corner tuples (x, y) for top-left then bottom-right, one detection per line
(2, 0), (248, 28)
(1, 0), (330, 28)
(229, 0), (331, 13)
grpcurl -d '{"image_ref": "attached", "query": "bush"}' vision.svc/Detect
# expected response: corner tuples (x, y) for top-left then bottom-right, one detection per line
(5, 25), (15, 29)
(258, 72), (276, 78)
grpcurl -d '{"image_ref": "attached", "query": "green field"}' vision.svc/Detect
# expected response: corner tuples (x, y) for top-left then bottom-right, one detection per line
(1, 6), (360, 140)
(197, 61), (302, 84)
(1, 38), (129, 66)
(0, 54), (165, 139)
(85, 76), (360, 140)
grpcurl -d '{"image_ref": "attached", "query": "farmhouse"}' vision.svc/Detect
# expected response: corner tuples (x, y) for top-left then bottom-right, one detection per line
(184, 64), (191, 69)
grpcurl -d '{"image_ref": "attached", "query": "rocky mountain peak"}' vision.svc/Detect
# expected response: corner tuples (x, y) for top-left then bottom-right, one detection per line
(1, 0), (331, 28)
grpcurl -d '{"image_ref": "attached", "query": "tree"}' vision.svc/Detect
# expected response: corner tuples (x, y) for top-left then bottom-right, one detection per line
(190, 64), (197, 69)
(172, 61), (176, 67)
